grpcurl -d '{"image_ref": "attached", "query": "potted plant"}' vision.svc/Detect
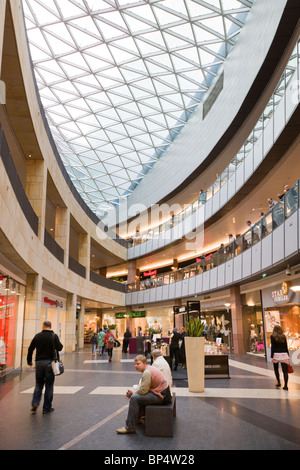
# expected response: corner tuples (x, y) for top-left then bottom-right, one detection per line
(108, 324), (117, 337)
(185, 317), (205, 393)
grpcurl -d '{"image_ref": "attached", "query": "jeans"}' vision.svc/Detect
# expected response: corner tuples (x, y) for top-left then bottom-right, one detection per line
(126, 392), (163, 431)
(32, 360), (55, 412)
(92, 344), (97, 355)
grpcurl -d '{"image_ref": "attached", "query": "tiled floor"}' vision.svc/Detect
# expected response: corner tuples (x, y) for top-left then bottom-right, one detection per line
(1, 348), (300, 451)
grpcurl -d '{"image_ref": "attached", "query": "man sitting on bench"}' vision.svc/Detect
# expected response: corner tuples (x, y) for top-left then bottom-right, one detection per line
(116, 355), (172, 434)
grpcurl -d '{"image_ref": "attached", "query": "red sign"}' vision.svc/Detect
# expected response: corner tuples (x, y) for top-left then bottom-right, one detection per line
(0, 295), (17, 368)
(143, 270), (157, 277)
(43, 297), (63, 308)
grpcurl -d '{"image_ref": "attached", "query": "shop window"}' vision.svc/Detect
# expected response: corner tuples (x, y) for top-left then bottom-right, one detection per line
(0, 293), (18, 375)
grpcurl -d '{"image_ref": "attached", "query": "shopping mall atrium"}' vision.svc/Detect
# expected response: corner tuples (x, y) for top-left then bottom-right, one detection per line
(0, 0), (300, 452)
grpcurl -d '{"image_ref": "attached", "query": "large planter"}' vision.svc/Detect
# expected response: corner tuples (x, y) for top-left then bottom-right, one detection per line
(185, 336), (205, 392)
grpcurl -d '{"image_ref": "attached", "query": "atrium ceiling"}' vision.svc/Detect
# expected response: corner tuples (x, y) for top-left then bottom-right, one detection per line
(23, 0), (253, 216)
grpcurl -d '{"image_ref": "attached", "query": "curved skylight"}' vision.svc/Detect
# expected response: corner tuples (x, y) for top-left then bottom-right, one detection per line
(23, 0), (253, 215)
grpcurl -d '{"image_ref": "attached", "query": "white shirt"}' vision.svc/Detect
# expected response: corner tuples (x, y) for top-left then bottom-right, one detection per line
(152, 356), (173, 388)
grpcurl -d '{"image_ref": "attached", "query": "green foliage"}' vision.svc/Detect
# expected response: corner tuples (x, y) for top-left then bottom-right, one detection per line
(186, 317), (205, 337)
(148, 325), (162, 335)
(108, 324), (116, 330)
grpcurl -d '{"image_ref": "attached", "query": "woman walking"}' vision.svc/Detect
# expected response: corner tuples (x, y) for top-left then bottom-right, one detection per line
(271, 325), (290, 391)
(104, 328), (116, 362)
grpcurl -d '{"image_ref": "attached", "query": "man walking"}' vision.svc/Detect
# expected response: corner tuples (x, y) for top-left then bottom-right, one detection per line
(27, 321), (63, 414)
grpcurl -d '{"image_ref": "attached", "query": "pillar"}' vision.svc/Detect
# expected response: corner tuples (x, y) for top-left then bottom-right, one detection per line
(55, 207), (70, 267)
(79, 233), (90, 280)
(127, 260), (138, 284)
(77, 298), (86, 350)
(65, 293), (77, 352)
(99, 267), (107, 277)
(174, 299), (182, 329)
(230, 285), (245, 355)
(22, 273), (43, 365)
(25, 160), (47, 242)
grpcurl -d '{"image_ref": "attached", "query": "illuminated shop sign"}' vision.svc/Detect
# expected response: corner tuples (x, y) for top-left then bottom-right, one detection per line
(271, 282), (293, 305)
(43, 297), (64, 308)
(115, 311), (146, 319)
(143, 270), (157, 277)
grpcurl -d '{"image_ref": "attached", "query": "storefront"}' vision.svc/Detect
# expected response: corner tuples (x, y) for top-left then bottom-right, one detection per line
(41, 290), (66, 352)
(84, 310), (101, 343)
(0, 275), (25, 376)
(174, 299), (232, 346)
(261, 281), (300, 366)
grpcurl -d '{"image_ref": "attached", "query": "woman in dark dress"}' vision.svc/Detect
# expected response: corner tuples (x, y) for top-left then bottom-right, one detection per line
(271, 324), (290, 390)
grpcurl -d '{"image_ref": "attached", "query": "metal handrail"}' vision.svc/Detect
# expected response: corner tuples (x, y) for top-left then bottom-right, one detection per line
(126, 180), (299, 293)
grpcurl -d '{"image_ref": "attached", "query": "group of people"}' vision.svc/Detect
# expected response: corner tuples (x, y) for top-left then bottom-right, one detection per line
(26, 320), (292, 424)
(90, 327), (118, 362)
(198, 184), (295, 271)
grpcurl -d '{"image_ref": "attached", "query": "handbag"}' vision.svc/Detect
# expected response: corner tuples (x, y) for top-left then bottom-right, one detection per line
(288, 364), (294, 374)
(51, 333), (64, 376)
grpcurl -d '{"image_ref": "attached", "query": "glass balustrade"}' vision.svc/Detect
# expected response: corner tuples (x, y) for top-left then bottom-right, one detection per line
(126, 180), (300, 293)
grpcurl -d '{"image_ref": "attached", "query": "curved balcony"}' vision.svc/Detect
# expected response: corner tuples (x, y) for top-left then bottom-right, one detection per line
(126, 179), (300, 304)
(127, 38), (300, 259)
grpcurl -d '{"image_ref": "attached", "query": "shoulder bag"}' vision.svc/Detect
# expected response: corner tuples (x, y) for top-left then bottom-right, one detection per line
(51, 333), (64, 376)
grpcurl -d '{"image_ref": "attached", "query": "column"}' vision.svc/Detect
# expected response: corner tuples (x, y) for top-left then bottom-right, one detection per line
(230, 285), (245, 355)
(79, 233), (90, 280)
(65, 293), (77, 353)
(77, 298), (86, 350)
(99, 267), (107, 277)
(25, 160), (47, 242)
(174, 299), (183, 329)
(55, 207), (70, 267)
(127, 260), (138, 284)
(22, 273), (43, 365)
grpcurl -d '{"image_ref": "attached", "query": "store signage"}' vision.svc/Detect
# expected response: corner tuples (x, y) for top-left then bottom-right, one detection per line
(43, 297), (63, 308)
(115, 311), (146, 319)
(205, 355), (230, 378)
(271, 281), (293, 305)
(143, 270), (157, 277)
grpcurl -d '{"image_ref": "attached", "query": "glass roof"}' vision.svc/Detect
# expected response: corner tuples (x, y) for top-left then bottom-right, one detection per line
(23, 0), (253, 216)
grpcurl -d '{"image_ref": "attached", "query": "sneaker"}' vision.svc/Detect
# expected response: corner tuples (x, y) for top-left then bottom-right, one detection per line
(116, 427), (135, 434)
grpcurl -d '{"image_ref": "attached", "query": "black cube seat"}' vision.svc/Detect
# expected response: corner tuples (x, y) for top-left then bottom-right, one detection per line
(144, 392), (176, 437)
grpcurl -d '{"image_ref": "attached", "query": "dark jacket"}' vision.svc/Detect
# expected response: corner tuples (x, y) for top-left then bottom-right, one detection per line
(270, 335), (289, 358)
(170, 331), (182, 348)
(27, 330), (63, 364)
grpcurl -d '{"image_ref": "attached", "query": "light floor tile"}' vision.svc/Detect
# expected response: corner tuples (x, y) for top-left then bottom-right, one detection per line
(83, 360), (109, 364)
(229, 359), (300, 384)
(89, 386), (300, 399)
(21, 386), (84, 394)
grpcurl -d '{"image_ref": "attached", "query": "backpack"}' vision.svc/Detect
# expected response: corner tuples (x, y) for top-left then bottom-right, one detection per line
(108, 334), (114, 343)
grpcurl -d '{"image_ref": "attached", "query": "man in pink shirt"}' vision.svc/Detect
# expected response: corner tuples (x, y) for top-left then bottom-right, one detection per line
(116, 355), (172, 434)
